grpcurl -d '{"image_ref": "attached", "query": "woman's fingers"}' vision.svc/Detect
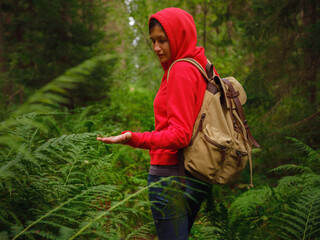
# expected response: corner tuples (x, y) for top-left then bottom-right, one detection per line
(96, 132), (131, 144)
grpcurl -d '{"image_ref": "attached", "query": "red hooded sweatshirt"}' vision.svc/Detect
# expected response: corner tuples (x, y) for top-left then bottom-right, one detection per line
(125, 8), (218, 165)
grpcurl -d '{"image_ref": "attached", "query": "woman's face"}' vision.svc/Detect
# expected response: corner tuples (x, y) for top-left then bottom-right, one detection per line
(149, 25), (171, 63)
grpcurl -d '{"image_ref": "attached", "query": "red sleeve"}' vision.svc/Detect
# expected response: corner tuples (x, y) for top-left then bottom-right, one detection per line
(124, 63), (200, 150)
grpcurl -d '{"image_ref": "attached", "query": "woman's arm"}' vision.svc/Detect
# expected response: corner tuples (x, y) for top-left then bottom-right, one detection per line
(97, 63), (203, 150)
(124, 64), (201, 150)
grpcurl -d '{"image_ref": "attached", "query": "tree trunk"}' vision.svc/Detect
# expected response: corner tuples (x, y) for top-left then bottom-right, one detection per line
(226, 1), (233, 40)
(0, 0), (5, 73)
(88, 0), (94, 32)
(202, 0), (208, 49)
(302, 0), (319, 106)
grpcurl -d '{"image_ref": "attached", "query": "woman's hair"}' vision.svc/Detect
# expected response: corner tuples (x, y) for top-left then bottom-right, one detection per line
(149, 18), (164, 34)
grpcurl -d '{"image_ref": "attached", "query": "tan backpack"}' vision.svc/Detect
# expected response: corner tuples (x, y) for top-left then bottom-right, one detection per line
(167, 58), (260, 187)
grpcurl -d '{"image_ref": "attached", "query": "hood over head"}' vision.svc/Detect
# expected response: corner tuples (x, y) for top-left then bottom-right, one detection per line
(149, 8), (206, 71)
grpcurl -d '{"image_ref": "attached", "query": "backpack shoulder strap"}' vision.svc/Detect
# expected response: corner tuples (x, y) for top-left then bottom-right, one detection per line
(167, 58), (216, 85)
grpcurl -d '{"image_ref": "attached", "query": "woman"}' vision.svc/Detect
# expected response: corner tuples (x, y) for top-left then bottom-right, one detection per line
(97, 7), (219, 239)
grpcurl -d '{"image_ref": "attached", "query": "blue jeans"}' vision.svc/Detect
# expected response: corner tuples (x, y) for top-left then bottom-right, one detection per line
(148, 172), (211, 240)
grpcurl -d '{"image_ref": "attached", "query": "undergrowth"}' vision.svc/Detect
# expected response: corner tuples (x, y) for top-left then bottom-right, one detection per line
(1, 54), (319, 239)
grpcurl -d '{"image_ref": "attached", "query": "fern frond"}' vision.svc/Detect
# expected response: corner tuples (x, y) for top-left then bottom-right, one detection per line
(229, 186), (272, 220)
(0, 135), (26, 150)
(286, 137), (317, 157)
(12, 185), (118, 240)
(68, 177), (173, 239)
(275, 221), (303, 239)
(13, 54), (117, 116)
(277, 175), (304, 187)
(47, 213), (81, 225)
(57, 226), (74, 240)
(37, 220), (74, 230)
(286, 137), (320, 173)
(88, 229), (110, 239)
(124, 222), (154, 240)
(0, 116), (48, 134)
(279, 213), (307, 231)
(0, 231), (9, 240)
(277, 174), (320, 191)
(273, 187), (320, 240)
(0, 147), (42, 188)
(29, 229), (58, 240)
(269, 164), (313, 176)
(199, 225), (230, 239)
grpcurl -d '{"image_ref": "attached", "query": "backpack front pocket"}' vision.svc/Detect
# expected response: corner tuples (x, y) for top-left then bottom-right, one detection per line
(184, 124), (233, 183)
(217, 149), (249, 184)
(203, 134), (227, 163)
(183, 130), (226, 183)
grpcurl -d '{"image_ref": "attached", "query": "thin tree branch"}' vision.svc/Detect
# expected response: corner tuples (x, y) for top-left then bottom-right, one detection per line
(282, 111), (320, 130)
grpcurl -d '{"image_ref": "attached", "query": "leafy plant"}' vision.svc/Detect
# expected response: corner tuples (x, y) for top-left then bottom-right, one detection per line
(194, 138), (320, 240)
(274, 188), (320, 240)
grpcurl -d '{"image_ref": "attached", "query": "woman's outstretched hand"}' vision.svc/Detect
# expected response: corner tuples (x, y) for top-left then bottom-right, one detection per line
(96, 132), (132, 144)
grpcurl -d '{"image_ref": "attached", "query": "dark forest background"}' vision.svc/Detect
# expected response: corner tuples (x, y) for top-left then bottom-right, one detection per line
(0, 0), (319, 239)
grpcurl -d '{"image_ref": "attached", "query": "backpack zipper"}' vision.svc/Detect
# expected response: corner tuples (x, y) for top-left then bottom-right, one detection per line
(204, 134), (227, 150)
(235, 150), (248, 167)
(204, 134), (227, 162)
(189, 113), (206, 146)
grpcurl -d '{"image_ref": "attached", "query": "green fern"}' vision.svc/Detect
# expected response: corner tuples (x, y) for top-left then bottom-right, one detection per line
(277, 173), (320, 190)
(212, 138), (320, 240)
(229, 187), (273, 220)
(286, 137), (320, 173)
(0, 51), (159, 239)
(202, 201), (238, 240)
(4, 129), (161, 239)
(273, 188), (320, 240)
(124, 222), (155, 240)
(12, 54), (117, 116)
(0, 54), (117, 156)
(269, 164), (314, 176)
(12, 179), (167, 239)
(12, 185), (119, 240)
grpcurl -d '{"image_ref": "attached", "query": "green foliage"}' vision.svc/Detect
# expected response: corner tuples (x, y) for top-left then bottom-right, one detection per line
(2, 0), (108, 88)
(0, 0), (319, 239)
(0, 47), (154, 239)
(11, 54), (117, 115)
(201, 138), (320, 240)
(236, 0), (320, 180)
(275, 188), (320, 240)
(0, 127), (154, 239)
(182, 138), (320, 239)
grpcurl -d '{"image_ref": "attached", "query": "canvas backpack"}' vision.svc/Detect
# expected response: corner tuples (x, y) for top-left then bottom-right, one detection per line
(167, 58), (260, 187)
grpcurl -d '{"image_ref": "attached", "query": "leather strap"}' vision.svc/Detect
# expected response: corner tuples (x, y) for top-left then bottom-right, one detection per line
(167, 58), (218, 87)
(222, 78), (258, 188)
(236, 154), (242, 167)
(221, 149), (226, 163)
(221, 78), (260, 148)
(206, 62), (214, 79)
(207, 82), (219, 95)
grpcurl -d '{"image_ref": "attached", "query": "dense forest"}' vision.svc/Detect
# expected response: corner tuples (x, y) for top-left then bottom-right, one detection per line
(0, 0), (319, 239)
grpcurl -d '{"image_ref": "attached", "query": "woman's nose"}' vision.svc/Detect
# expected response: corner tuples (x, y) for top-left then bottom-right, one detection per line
(153, 42), (161, 52)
